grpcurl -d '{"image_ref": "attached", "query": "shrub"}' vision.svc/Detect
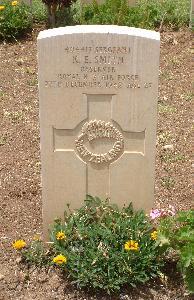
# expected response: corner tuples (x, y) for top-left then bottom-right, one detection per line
(31, 0), (47, 23)
(138, 0), (191, 29)
(12, 198), (194, 294)
(157, 209), (194, 293)
(73, 0), (190, 29)
(49, 196), (162, 293)
(0, 0), (32, 40)
(42, 0), (75, 27)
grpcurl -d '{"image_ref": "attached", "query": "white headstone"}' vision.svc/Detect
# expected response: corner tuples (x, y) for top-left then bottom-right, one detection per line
(38, 25), (160, 237)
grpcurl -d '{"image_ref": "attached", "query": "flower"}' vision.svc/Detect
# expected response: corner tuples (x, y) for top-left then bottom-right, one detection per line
(12, 239), (26, 250)
(151, 230), (157, 240)
(150, 206), (176, 220)
(53, 254), (67, 265)
(11, 1), (18, 6)
(150, 209), (162, 220)
(0, 5), (5, 10)
(56, 231), (66, 240)
(124, 240), (139, 251)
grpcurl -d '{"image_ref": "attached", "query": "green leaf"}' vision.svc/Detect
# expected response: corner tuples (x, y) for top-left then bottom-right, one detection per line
(185, 267), (194, 293)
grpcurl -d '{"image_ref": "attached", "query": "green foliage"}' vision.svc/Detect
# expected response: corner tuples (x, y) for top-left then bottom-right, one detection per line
(73, 0), (190, 29)
(49, 195), (162, 293)
(157, 210), (194, 293)
(22, 239), (52, 266)
(31, 0), (47, 22)
(73, 0), (141, 26)
(55, 6), (74, 27)
(41, 0), (75, 28)
(138, 0), (190, 29)
(0, 1), (32, 40)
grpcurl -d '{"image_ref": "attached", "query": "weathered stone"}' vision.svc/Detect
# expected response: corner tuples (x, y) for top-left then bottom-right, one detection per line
(163, 144), (174, 151)
(38, 25), (160, 238)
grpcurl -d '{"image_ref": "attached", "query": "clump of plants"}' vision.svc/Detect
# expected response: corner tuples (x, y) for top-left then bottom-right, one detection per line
(0, 0), (32, 40)
(73, 0), (190, 30)
(49, 196), (163, 293)
(31, 0), (47, 23)
(155, 209), (194, 293)
(13, 196), (162, 293)
(12, 196), (194, 294)
(42, 0), (75, 27)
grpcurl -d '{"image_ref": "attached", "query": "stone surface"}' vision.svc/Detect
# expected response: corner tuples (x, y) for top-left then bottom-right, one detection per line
(38, 25), (160, 237)
(163, 144), (174, 151)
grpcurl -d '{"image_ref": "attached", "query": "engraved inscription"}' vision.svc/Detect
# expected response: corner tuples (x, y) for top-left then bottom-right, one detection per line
(75, 120), (124, 164)
(43, 44), (153, 90)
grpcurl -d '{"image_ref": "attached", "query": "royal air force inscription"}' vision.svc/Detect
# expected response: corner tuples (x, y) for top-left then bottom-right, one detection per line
(44, 45), (153, 89)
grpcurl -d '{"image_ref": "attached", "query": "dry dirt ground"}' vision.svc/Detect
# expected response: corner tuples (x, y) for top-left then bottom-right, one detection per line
(0, 26), (193, 300)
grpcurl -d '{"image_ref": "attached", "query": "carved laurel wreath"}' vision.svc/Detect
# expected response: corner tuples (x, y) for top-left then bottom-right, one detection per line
(75, 120), (124, 164)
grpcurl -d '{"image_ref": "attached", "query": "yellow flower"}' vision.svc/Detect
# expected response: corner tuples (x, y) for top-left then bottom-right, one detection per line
(53, 254), (67, 265)
(56, 231), (66, 240)
(11, 1), (18, 6)
(0, 5), (5, 10)
(12, 239), (26, 250)
(124, 240), (139, 251)
(151, 231), (157, 241)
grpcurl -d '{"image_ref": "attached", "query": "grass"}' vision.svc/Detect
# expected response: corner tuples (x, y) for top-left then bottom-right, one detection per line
(0, 91), (4, 98)
(3, 109), (23, 123)
(184, 92), (193, 102)
(161, 176), (175, 189)
(160, 152), (186, 163)
(27, 78), (38, 86)
(158, 104), (177, 114)
(158, 132), (173, 145)
(25, 67), (36, 75)
(160, 71), (174, 81)
(0, 136), (7, 146)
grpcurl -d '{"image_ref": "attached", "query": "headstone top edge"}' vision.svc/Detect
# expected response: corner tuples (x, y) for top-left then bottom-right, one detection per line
(38, 25), (160, 41)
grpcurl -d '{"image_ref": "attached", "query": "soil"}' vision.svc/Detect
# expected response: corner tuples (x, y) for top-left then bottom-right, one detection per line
(0, 26), (193, 300)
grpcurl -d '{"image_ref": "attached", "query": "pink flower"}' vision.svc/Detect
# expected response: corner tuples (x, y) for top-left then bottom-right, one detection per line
(150, 209), (162, 220)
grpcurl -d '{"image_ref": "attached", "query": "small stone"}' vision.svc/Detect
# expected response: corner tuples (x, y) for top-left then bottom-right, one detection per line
(16, 256), (22, 264)
(0, 274), (5, 280)
(119, 294), (130, 300)
(163, 144), (174, 151)
(37, 273), (48, 283)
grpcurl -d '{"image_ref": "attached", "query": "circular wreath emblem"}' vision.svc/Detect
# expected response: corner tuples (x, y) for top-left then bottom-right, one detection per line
(75, 120), (124, 164)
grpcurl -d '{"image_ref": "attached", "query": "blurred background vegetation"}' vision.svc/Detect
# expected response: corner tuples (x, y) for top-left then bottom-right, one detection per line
(0, 0), (191, 40)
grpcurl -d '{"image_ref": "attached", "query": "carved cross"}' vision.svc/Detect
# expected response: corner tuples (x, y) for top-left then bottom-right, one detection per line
(53, 94), (145, 197)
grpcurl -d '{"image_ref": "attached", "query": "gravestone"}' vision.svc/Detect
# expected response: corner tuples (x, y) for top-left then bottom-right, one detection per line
(38, 25), (160, 237)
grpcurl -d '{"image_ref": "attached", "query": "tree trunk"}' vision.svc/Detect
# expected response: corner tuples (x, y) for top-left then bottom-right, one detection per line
(47, 4), (56, 28)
